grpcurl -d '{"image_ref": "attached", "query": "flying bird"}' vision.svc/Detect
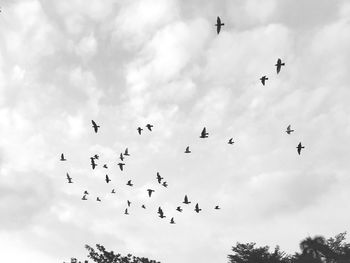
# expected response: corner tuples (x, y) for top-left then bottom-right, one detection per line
(60, 153), (66, 161)
(66, 173), (73, 183)
(158, 207), (166, 218)
(147, 189), (155, 197)
(82, 195), (87, 200)
(141, 204), (146, 209)
(170, 217), (175, 224)
(103, 164), (108, 169)
(214, 205), (221, 210)
(286, 125), (294, 134)
(90, 157), (97, 170)
(105, 174), (111, 183)
(260, 76), (268, 86)
(156, 172), (163, 184)
(93, 154), (99, 160)
(162, 181), (168, 188)
(84, 190), (89, 195)
(297, 142), (305, 155)
(111, 189), (116, 194)
(185, 146), (191, 153)
(200, 127), (209, 138)
(117, 163), (125, 171)
(215, 16), (224, 34)
(183, 195), (191, 204)
(96, 197), (101, 202)
(91, 120), (100, 133)
(126, 180), (133, 187)
(119, 153), (124, 161)
(127, 200), (131, 207)
(275, 58), (285, 74)
(124, 208), (129, 215)
(124, 148), (130, 156)
(137, 127), (143, 135)
(146, 124), (153, 131)
(176, 206), (183, 212)
(194, 203), (202, 213)
(228, 138), (234, 144)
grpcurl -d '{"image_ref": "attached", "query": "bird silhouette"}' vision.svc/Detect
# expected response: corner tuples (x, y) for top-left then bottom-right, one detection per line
(66, 173), (73, 183)
(146, 124), (153, 131)
(214, 205), (221, 210)
(228, 138), (234, 144)
(260, 76), (268, 86)
(91, 120), (100, 133)
(82, 195), (87, 200)
(200, 127), (209, 138)
(124, 208), (129, 215)
(105, 174), (111, 183)
(142, 204), (146, 209)
(90, 157), (97, 170)
(158, 207), (166, 218)
(124, 148), (130, 156)
(103, 164), (108, 169)
(215, 16), (224, 34)
(297, 142), (305, 155)
(176, 206), (183, 212)
(127, 200), (131, 207)
(183, 195), (191, 204)
(162, 181), (168, 188)
(84, 190), (89, 195)
(147, 189), (155, 197)
(60, 153), (66, 161)
(117, 163), (125, 171)
(119, 153), (124, 161)
(93, 154), (99, 159)
(96, 197), (101, 202)
(156, 172), (163, 184)
(194, 203), (202, 213)
(170, 217), (175, 224)
(137, 127), (143, 135)
(111, 189), (116, 194)
(275, 58), (285, 74)
(126, 180), (133, 187)
(286, 125), (294, 134)
(185, 146), (191, 153)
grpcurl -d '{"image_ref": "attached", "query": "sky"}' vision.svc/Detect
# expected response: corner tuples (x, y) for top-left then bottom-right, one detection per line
(0, 0), (350, 262)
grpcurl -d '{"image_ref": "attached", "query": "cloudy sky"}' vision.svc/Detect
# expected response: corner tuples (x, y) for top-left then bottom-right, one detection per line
(1, 0), (350, 262)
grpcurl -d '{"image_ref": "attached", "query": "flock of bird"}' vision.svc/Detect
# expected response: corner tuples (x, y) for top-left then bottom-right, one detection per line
(60, 17), (305, 225)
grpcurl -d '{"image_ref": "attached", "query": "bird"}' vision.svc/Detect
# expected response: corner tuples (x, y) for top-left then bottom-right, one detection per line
(66, 173), (73, 183)
(286, 125), (294, 134)
(124, 208), (129, 215)
(111, 189), (116, 194)
(215, 16), (224, 34)
(91, 120), (100, 133)
(214, 205), (221, 210)
(158, 207), (166, 218)
(260, 76), (268, 86)
(275, 58), (285, 74)
(176, 206), (183, 212)
(147, 189), (155, 197)
(103, 164), (108, 169)
(124, 148), (130, 156)
(297, 142), (305, 155)
(126, 180), (133, 187)
(82, 195), (87, 200)
(93, 154), (99, 160)
(127, 200), (131, 207)
(156, 172), (163, 184)
(60, 153), (66, 161)
(117, 163), (125, 171)
(183, 195), (191, 204)
(105, 174), (111, 183)
(146, 124), (153, 131)
(84, 190), (89, 195)
(141, 204), (146, 209)
(119, 153), (124, 161)
(228, 138), (234, 144)
(96, 197), (101, 202)
(200, 127), (209, 138)
(170, 217), (175, 224)
(162, 181), (168, 188)
(90, 157), (97, 170)
(185, 146), (191, 153)
(137, 127), (143, 135)
(194, 203), (202, 213)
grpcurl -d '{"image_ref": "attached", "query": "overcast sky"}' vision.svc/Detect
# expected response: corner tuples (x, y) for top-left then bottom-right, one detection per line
(0, 0), (350, 262)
